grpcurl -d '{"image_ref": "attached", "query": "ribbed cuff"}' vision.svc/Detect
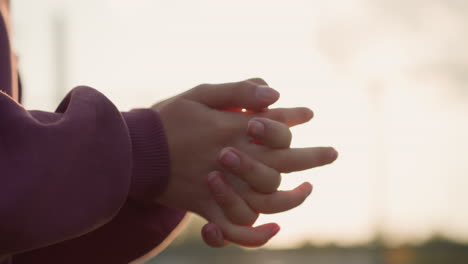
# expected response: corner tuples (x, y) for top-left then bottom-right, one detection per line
(121, 109), (170, 202)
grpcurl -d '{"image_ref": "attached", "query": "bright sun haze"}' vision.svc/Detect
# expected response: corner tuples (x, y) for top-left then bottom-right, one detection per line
(12, 0), (468, 248)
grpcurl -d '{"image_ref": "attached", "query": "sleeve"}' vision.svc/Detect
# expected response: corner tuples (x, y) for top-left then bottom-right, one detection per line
(0, 86), (185, 261)
(12, 201), (187, 264)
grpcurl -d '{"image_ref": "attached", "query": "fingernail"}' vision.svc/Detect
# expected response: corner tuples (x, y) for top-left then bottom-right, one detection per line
(328, 147), (339, 161)
(207, 172), (227, 194)
(204, 224), (222, 245)
(219, 149), (240, 169)
(248, 119), (265, 137)
(208, 224), (222, 242)
(270, 225), (281, 236)
(213, 227), (222, 242)
(256, 85), (279, 102)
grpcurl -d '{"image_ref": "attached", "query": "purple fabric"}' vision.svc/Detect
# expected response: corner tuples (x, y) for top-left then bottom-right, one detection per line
(0, 11), (185, 264)
(13, 201), (184, 264)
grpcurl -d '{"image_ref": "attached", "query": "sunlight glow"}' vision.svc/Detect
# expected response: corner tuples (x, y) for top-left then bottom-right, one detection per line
(12, 0), (468, 248)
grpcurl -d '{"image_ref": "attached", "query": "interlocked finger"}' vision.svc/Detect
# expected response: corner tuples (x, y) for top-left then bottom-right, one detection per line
(247, 117), (292, 148)
(207, 171), (258, 226)
(202, 223), (230, 248)
(205, 209), (280, 247)
(218, 147), (281, 193)
(242, 182), (313, 214)
(257, 147), (338, 173)
(184, 79), (279, 111)
(258, 107), (314, 127)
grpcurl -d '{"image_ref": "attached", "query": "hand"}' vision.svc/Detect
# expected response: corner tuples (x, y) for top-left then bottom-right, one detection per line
(151, 79), (332, 239)
(202, 115), (338, 247)
(152, 79), (279, 206)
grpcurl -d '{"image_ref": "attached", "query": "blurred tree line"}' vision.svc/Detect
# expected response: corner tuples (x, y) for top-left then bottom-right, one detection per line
(148, 216), (468, 264)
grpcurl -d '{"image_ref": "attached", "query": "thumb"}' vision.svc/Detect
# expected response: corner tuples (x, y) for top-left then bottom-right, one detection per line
(184, 78), (280, 111)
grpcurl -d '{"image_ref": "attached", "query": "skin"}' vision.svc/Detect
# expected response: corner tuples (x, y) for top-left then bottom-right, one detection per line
(153, 78), (338, 247)
(202, 105), (338, 247)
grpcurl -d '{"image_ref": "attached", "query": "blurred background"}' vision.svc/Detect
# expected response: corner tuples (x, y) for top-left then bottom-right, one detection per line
(11, 0), (468, 263)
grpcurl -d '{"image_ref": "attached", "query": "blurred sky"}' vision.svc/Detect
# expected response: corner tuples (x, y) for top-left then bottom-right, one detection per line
(11, 0), (468, 248)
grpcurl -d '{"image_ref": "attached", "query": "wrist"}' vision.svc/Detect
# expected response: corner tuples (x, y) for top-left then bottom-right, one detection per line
(121, 109), (171, 202)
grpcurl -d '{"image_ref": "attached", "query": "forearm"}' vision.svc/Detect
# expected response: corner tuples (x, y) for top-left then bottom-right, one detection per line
(0, 86), (132, 254)
(13, 201), (186, 264)
(0, 86), (175, 255)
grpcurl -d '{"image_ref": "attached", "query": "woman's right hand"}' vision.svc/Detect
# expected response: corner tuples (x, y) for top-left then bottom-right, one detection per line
(152, 78), (337, 247)
(202, 113), (338, 247)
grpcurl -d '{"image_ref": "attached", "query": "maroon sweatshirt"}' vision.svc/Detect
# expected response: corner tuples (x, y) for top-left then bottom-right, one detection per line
(0, 9), (185, 264)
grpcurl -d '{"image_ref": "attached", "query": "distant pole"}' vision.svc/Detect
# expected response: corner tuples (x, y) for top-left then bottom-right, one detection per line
(369, 79), (387, 264)
(52, 12), (68, 104)
(369, 80), (387, 232)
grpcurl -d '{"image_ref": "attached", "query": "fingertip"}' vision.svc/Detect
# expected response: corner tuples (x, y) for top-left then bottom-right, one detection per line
(255, 85), (280, 106)
(241, 223), (280, 248)
(261, 223), (281, 241)
(304, 108), (314, 121)
(269, 223), (281, 237)
(202, 223), (225, 248)
(301, 182), (313, 197)
(207, 171), (221, 182)
(327, 147), (339, 162)
(315, 147), (339, 167)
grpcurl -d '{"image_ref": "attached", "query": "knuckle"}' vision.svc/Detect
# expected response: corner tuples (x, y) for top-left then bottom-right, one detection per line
(271, 155), (294, 173)
(217, 193), (237, 208)
(257, 151), (277, 170)
(241, 155), (255, 174)
(212, 116), (239, 136)
(261, 195), (276, 213)
(237, 213), (259, 226)
(213, 117), (227, 132)
(259, 170), (281, 193)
